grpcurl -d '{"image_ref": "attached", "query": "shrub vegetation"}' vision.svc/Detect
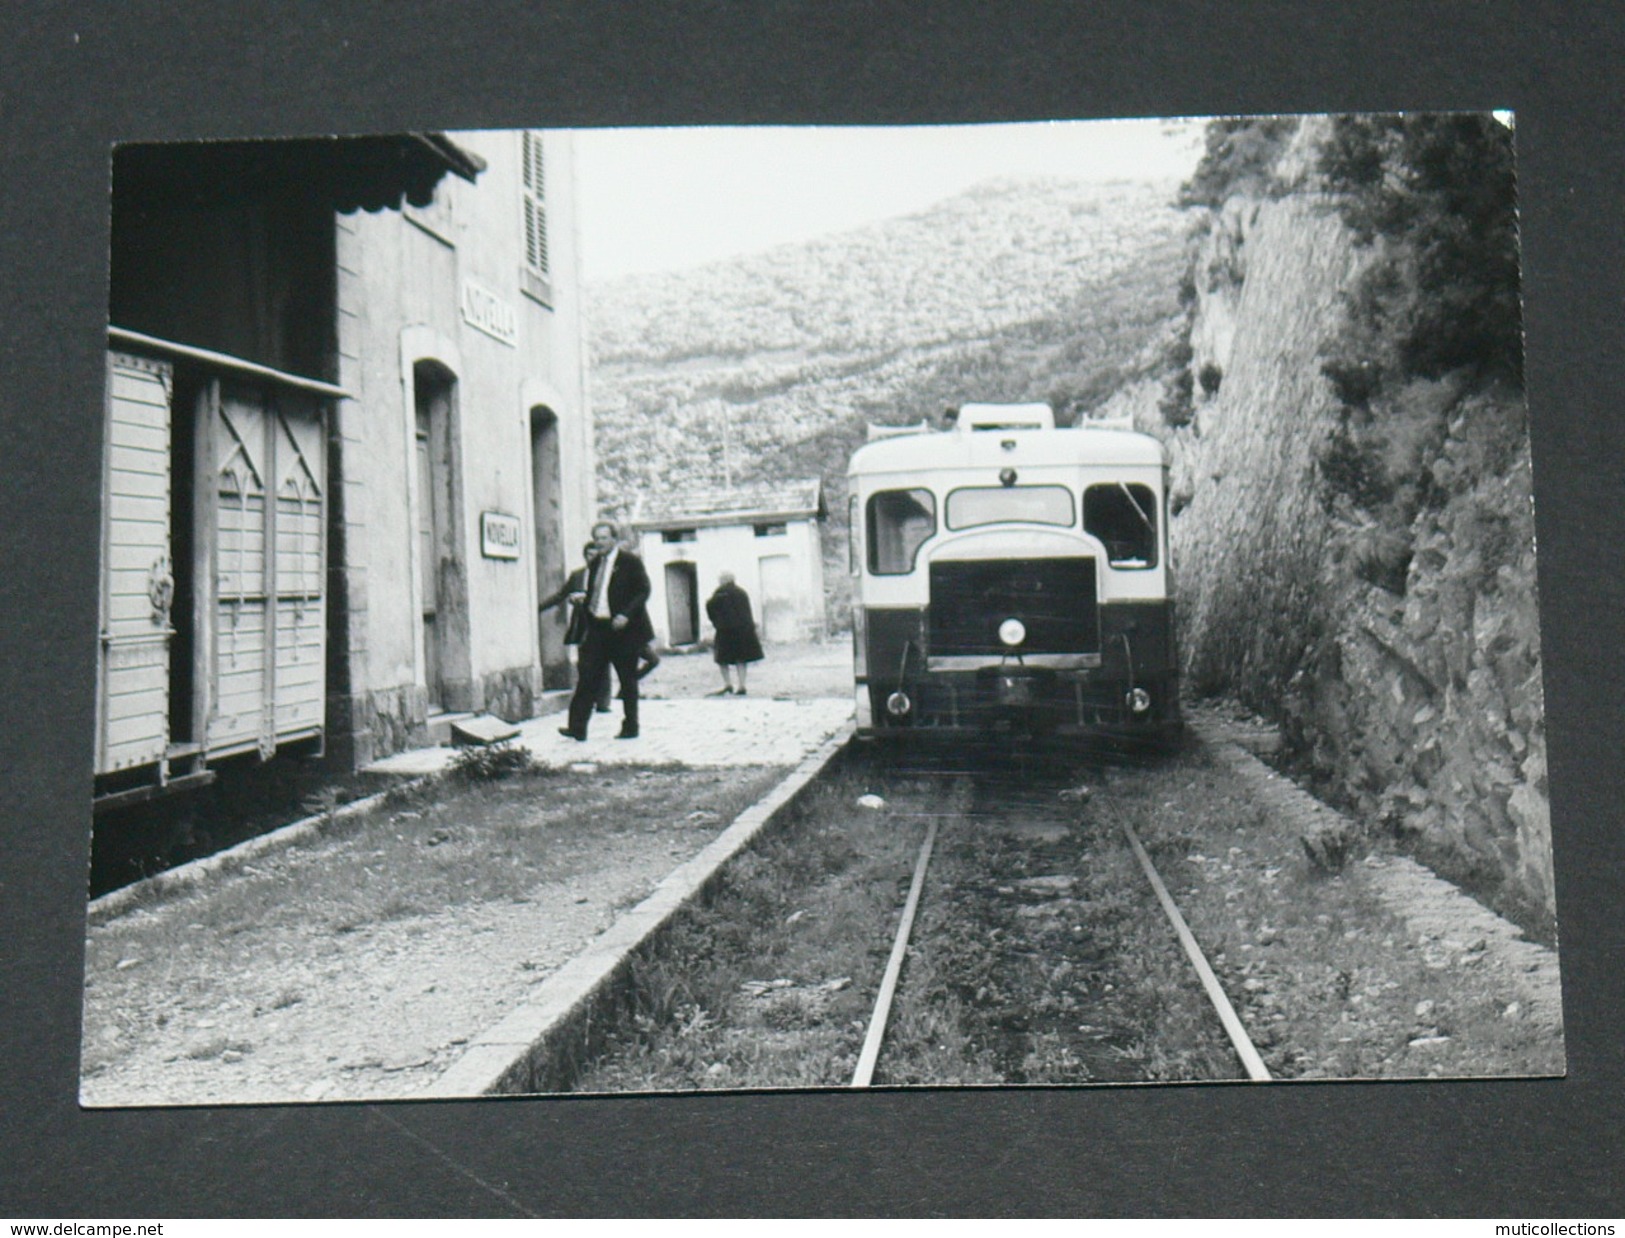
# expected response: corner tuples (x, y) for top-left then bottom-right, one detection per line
(1311, 113), (1524, 590)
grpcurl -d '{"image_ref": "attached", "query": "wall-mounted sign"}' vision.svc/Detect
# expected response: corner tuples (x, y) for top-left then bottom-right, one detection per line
(481, 511), (522, 560)
(461, 279), (518, 347)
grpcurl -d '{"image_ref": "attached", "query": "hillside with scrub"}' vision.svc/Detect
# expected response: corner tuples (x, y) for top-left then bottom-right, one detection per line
(587, 175), (1192, 613)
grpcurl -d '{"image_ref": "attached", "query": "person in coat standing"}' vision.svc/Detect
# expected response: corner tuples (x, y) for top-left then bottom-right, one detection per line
(705, 572), (764, 696)
(559, 520), (655, 740)
(538, 542), (613, 713)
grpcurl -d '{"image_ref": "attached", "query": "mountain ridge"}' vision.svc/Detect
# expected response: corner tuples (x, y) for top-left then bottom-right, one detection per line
(586, 175), (1192, 612)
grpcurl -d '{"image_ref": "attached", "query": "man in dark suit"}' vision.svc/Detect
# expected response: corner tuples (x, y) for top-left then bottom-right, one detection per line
(538, 541), (612, 713)
(559, 520), (655, 741)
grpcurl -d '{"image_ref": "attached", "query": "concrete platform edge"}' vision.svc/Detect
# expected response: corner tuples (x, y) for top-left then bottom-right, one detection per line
(421, 721), (856, 1099)
(86, 776), (433, 928)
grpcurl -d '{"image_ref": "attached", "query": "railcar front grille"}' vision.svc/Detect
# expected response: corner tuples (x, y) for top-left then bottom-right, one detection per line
(928, 557), (1098, 657)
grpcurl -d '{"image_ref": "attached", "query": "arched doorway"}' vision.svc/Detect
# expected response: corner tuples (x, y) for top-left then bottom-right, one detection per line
(414, 359), (470, 711)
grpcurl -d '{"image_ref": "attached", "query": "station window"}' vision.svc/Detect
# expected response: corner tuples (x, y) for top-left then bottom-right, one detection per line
(1083, 482), (1158, 568)
(945, 485), (1074, 531)
(867, 488), (935, 575)
(754, 522), (787, 538)
(661, 528), (697, 543)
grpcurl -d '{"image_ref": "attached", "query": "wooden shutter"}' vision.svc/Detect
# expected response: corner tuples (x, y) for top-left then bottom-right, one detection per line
(522, 131), (549, 278)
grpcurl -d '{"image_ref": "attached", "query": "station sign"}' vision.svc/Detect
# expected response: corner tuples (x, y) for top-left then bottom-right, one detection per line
(461, 279), (518, 347)
(480, 510), (522, 560)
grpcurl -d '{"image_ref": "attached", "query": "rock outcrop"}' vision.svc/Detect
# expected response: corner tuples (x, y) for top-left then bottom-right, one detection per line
(1148, 118), (1551, 923)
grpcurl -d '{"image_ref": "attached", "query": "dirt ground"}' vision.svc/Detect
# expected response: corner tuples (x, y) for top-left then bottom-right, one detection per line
(79, 639), (853, 1107)
(81, 762), (792, 1106)
(1142, 707), (1564, 1080)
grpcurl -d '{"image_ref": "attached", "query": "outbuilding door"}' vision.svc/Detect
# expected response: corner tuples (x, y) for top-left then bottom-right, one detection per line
(759, 553), (795, 643)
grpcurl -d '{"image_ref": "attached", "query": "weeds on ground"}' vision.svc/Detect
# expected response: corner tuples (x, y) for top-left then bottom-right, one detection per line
(448, 741), (541, 782)
(1111, 749), (1562, 1079)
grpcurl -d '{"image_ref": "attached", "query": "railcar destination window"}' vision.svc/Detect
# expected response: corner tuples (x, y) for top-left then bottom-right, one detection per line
(1083, 482), (1158, 568)
(867, 488), (936, 574)
(945, 485), (1074, 531)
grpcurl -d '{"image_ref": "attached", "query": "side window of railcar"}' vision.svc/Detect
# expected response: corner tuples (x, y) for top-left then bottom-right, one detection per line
(945, 485), (1074, 530)
(1083, 483), (1158, 569)
(867, 488), (936, 575)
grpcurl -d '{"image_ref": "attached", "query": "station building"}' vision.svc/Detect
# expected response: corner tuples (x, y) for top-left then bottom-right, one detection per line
(96, 129), (592, 818)
(329, 129), (593, 764)
(630, 479), (827, 649)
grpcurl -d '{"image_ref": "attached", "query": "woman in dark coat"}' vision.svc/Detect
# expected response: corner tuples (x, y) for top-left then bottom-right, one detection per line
(705, 573), (764, 695)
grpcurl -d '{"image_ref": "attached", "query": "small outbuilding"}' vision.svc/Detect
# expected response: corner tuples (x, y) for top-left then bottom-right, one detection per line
(631, 479), (826, 649)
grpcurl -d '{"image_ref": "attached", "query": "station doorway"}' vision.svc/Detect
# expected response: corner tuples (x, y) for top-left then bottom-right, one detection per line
(414, 360), (467, 711)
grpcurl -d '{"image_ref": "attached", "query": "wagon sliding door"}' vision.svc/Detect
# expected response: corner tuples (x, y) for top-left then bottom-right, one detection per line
(200, 379), (327, 759)
(97, 352), (174, 775)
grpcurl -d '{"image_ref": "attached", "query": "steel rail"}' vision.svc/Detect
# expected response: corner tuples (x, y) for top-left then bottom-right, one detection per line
(1121, 819), (1272, 1081)
(850, 816), (939, 1088)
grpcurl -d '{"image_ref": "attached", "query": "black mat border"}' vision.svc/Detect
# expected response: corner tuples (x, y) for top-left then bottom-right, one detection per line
(2, 0), (1621, 1218)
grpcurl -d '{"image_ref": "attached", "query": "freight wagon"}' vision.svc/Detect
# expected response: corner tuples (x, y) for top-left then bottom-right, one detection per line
(94, 335), (338, 810)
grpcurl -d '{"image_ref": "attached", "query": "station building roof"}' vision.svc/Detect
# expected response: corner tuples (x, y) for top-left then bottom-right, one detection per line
(112, 132), (486, 213)
(632, 478), (825, 531)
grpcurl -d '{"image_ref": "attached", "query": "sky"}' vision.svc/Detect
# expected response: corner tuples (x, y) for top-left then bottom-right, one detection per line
(568, 117), (1207, 284)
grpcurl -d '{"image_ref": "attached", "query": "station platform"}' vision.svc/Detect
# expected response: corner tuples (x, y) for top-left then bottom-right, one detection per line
(80, 645), (857, 1107)
(363, 694), (856, 776)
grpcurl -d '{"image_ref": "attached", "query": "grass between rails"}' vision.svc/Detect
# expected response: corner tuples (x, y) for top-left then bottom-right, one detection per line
(572, 747), (1250, 1093)
(880, 761), (1241, 1087)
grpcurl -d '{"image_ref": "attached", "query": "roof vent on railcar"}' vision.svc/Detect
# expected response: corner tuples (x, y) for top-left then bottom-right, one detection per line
(949, 402), (1055, 432)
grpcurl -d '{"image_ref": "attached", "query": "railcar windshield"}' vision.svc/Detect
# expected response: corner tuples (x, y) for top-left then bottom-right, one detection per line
(1083, 482), (1158, 568)
(867, 488), (935, 574)
(945, 485), (1074, 531)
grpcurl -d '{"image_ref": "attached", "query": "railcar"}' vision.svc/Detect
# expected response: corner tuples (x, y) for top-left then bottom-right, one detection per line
(847, 402), (1180, 745)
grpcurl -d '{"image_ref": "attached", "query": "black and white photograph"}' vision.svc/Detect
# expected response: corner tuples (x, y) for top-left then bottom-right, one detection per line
(75, 111), (1562, 1109)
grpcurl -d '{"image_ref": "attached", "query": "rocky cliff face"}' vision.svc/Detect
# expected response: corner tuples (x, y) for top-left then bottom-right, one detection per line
(1148, 120), (1552, 925)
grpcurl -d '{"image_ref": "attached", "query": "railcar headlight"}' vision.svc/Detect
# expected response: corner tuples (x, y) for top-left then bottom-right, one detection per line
(1126, 687), (1152, 714)
(886, 691), (912, 717)
(998, 617), (1026, 647)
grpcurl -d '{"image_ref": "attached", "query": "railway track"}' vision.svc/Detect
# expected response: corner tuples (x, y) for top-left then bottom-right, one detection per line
(569, 738), (1269, 1093)
(845, 743), (1268, 1087)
